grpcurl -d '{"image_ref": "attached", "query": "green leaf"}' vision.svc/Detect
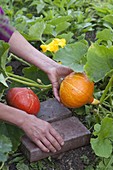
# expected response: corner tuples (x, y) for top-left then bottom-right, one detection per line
(96, 29), (113, 42)
(103, 15), (113, 25)
(48, 16), (72, 25)
(0, 41), (9, 96)
(57, 32), (74, 43)
(30, 1), (45, 14)
(0, 135), (12, 153)
(91, 117), (113, 158)
(53, 42), (88, 72)
(36, 3), (45, 14)
(93, 123), (101, 136)
(22, 65), (50, 85)
(0, 73), (8, 87)
(84, 43), (113, 82)
(29, 21), (46, 41)
(96, 156), (113, 170)
(55, 21), (71, 35)
(0, 135), (12, 162)
(43, 24), (55, 36)
(0, 123), (23, 151)
(99, 117), (113, 140)
(91, 138), (112, 158)
(0, 41), (9, 71)
(16, 162), (29, 170)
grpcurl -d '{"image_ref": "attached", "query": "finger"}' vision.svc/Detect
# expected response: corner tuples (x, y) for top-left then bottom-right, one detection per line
(53, 87), (60, 102)
(35, 139), (50, 153)
(50, 127), (64, 146)
(42, 137), (57, 153)
(46, 132), (62, 151)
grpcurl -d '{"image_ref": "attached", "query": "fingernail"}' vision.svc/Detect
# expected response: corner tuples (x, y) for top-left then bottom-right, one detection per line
(53, 149), (56, 153)
(61, 142), (64, 146)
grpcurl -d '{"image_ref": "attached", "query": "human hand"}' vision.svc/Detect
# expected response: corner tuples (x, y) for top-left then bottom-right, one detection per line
(21, 114), (64, 153)
(47, 64), (73, 101)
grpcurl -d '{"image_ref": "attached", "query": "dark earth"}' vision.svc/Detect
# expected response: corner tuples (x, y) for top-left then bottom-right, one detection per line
(9, 145), (96, 170)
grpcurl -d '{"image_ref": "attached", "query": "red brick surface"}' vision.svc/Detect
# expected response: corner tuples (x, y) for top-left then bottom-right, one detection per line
(37, 98), (72, 122)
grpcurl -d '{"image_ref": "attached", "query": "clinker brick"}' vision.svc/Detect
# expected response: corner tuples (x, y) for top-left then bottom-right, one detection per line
(37, 98), (72, 122)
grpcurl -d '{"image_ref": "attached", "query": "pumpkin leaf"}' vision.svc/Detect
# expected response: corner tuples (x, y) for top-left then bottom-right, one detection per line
(0, 73), (8, 87)
(103, 15), (113, 25)
(91, 138), (112, 158)
(0, 122), (23, 152)
(22, 65), (50, 85)
(96, 29), (113, 42)
(0, 135), (12, 162)
(0, 41), (9, 97)
(53, 42), (88, 72)
(48, 16), (72, 25)
(97, 156), (113, 170)
(16, 162), (29, 170)
(91, 117), (113, 158)
(28, 21), (46, 41)
(0, 41), (9, 72)
(55, 21), (71, 35)
(84, 43), (113, 82)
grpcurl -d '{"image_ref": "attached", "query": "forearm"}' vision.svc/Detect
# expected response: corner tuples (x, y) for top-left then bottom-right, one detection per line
(8, 31), (58, 74)
(0, 102), (28, 128)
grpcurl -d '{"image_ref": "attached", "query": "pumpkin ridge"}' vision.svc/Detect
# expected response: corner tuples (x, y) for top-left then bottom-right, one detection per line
(9, 90), (26, 104)
(27, 93), (34, 113)
(64, 80), (93, 100)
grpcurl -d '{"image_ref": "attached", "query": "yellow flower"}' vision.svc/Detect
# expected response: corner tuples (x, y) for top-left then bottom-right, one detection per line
(53, 38), (66, 48)
(40, 38), (66, 53)
(47, 43), (59, 53)
(40, 44), (48, 53)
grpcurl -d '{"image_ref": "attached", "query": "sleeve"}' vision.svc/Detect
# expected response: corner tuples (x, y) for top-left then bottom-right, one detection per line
(0, 7), (15, 42)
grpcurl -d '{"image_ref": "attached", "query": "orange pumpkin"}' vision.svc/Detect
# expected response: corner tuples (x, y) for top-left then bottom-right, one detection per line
(59, 72), (98, 108)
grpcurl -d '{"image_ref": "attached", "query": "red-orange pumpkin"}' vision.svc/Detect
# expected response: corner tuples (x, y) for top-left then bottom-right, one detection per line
(6, 87), (40, 115)
(59, 72), (96, 108)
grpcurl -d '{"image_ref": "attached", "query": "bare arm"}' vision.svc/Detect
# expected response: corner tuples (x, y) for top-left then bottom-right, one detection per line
(8, 31), (58, 74)
(0, 102), (64, 153)
(8, 31), (73, 101)
(0, 102), (27, 127)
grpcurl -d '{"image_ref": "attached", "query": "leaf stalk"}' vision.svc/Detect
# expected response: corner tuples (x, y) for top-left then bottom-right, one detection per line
(100, 75), (113, 104)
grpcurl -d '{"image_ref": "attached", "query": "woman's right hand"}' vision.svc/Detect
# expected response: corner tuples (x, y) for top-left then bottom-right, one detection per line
(21, 114), (64, 153)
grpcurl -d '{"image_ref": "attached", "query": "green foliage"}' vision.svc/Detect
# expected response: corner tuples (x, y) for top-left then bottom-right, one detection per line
(96, 156), (113, 170)
(91, 117), (113, 158)
(0, 0), (113, 169)
(84, 43), (113, 82)
(54, 42), (88, 72)
(0, 41), (9, 88)
(0, 123), (23, 152)
(0, 135), (12, 162)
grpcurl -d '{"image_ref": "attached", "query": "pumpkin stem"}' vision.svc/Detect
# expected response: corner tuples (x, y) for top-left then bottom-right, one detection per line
(91, 98), (100, 105)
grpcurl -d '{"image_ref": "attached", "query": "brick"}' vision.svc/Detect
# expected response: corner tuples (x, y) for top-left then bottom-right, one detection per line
(37, 98), (72, 122)
(21, 116), (91, 162)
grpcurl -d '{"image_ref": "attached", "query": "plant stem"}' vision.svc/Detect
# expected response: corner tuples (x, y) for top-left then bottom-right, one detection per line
(100, 75), (113, 104)
(0, 162), (4, 170)
(7, 72), (38, 84)
(105, 155), (113, 170)
(7, 76), (52, 89)
(10, 54), (31, 66)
